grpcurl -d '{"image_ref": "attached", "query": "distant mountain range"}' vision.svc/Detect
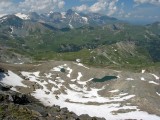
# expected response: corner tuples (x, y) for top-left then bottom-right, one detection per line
(0, 9), (160, 67)
(0, 9), (119, 29)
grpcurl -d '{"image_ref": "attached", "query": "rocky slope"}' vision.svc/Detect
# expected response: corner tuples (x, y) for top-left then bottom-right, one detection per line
(0, 61), (160, 119)
(0, 67), (104, 120)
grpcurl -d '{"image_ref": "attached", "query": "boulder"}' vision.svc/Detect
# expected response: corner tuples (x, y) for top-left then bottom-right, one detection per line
(0, 67), (8, 73)
(12, 94), (30, 105)
(0, 82), (12, 91)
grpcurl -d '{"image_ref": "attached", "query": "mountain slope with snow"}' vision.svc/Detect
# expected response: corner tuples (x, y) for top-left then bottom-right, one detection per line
(0, 61), (160, 119)
(15, 13), (30, 20)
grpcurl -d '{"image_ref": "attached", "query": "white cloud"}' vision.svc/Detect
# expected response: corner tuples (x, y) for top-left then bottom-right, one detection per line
(0, 0), (65, 15)
(134, 0), (160, 5)
(73, 4), (88, 12)
(0, 0), (12, 8)
(58, 1), (65, 9)
(89, 0), (108, 13)
(107, 0), (118, 16)
(19, 0), (65, 13)
(73, 0), (119, 16)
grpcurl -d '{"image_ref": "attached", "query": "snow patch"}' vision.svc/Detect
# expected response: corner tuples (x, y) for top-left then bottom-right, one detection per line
(74, 62), (89, 69)
(21, 71), (49, 92)
(126, 78), (134, 81)
(48, 80), (56, 85)
(0, 16), (7, 23)
(77, 72), (82, 80)
(77, 78), (93, 85)
(109, 89), (119, 93)
(52, 65), (65, 72)
(82, 17), (88, 23)
(76, 59), (81, 63)
(117, 75), (120, 78)
(141, 77), (145, 81)
(142, 69), (145, 73)
(69, 23), (74, 29)
(149, 81), (159, 85)
(10, 87), (19, 92)
(156, 92), (160, 96)
(69, 20), (74, 29)
(15, 13), (29, 20)
(44, 73), (52, 78)
(0, 71), (27, 87)
(21, 71), (40, 81)
(66, 67), (72, 78)
(10, 26), (14, 34)
(150, 73), (159, 80)
(34, 64), (41, 66)
(61, 12), (66, 18)
(14, 62), (24, 65)
(69, 84), (83, 92)
(75, 12), (79, 16)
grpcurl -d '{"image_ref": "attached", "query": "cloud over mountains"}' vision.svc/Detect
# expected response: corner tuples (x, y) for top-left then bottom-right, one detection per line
(73, 0), (118, 16)
(0, 0), (65, 14)
(0, 0), (159, 23)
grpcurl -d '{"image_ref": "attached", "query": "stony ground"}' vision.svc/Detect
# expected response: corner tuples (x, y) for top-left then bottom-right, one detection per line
(0, 61), (160, 120)
(0, 90), (104, 120)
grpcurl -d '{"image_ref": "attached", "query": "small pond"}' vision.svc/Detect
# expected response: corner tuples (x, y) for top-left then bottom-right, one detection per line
(92, 76), (117, 82)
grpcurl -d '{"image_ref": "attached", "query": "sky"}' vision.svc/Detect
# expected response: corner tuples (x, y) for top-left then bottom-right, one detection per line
(0, 0), (160, 24)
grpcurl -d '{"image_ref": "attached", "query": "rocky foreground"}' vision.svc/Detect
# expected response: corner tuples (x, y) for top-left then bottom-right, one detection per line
(0, 66), (104, 120)
(0, 90), (104, 120)
(0, 61), (160, 120)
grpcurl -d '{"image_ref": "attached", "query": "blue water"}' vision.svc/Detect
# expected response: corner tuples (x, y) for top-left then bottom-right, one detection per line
(92, 76), (117, 82)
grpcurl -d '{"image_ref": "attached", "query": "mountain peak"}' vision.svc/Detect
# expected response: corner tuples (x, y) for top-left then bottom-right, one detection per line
(15, 13), (29, 20)
(66, 9), (75, 15)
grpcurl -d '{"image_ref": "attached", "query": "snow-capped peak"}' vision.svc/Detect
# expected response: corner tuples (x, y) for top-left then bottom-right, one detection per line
(15, 13), (29, 20)
(0, 16), (8, 23)
(75, 12), (79, 16)
(82, 17), (88, 23)
(49, 11), (54, 14)
(47, 11), (54, 16)
(61, 12), (66, 18)
(0, 14), (6, 18)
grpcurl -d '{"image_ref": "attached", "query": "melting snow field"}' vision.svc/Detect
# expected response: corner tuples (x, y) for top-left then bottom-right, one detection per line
(0, 71), (27, 87)
(32, 88), (160, 120)
(0, 63), (160, 120)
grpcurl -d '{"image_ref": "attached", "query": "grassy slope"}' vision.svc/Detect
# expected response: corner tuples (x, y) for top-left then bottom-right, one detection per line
(0, 23), (160, 70)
